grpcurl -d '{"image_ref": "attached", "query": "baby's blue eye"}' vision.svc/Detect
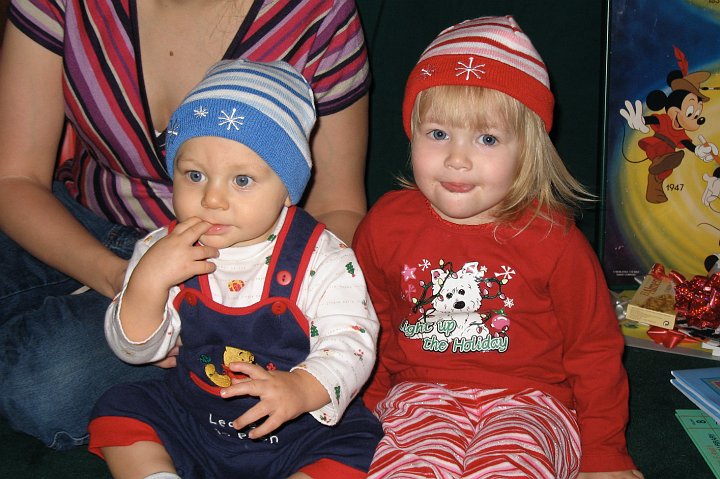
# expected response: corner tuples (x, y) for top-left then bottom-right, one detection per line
(480, 135), (497, 146)
(187, 171), (204, 182)
(234, 175), (253, 188)
(430, 129), (448, 140)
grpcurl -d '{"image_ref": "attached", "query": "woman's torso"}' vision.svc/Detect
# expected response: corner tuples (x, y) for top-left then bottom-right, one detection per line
(9, 0), (369, 231)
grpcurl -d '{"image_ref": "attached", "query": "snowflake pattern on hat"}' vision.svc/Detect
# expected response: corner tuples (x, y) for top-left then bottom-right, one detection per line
(402, 15), (554, 136)
(165, 59), (317, 204)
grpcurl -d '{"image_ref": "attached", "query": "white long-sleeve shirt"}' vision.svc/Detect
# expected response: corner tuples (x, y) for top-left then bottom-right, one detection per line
(106, 208), (378, 425)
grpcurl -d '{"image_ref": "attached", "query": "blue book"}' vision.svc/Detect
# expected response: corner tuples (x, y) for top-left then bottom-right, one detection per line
(672, 368), (720, 424)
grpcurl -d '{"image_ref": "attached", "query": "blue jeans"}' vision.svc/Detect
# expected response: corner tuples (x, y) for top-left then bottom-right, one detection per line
(0, 182), (163, 450)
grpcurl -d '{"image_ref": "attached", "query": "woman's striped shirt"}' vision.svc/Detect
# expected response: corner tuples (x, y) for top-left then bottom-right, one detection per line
(9, 0), (370, 232)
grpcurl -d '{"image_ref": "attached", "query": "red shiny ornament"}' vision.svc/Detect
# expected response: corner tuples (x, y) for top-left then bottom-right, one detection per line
(674, 273), (720, 330)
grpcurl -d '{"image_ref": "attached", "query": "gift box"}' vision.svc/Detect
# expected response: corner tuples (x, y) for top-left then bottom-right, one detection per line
(626, 271), (677, 329)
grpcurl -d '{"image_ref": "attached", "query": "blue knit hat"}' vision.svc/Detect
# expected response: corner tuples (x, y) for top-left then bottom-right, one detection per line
(165, 59), (316, 204)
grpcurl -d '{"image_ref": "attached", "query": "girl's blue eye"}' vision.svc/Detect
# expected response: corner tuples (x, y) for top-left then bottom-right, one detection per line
(480, 135), (497, 146)
(187, 171), (204, 182)
(234, 175), (253, 188)
(430, 129), (448, 140)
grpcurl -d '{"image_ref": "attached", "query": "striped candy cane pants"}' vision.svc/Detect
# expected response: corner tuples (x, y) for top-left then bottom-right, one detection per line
(367, 382), (581, 479)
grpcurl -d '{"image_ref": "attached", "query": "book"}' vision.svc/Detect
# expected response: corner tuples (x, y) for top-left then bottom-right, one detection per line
(675, 409), (720, 478)
(672, 368), (720, 424)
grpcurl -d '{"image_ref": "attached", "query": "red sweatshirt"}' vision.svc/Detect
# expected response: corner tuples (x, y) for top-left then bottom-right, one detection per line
(353, 189), (636, 473)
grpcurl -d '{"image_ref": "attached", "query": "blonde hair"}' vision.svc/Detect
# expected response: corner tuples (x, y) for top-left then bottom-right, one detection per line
(405, 85), (593, 228)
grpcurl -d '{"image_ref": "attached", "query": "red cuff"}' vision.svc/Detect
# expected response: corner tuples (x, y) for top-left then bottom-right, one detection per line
(299, 458), (367, 479)
(88, 416), (162, 459)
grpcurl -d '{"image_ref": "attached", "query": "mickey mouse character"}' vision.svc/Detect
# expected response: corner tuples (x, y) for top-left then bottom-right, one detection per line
(620, 50), (717, 204)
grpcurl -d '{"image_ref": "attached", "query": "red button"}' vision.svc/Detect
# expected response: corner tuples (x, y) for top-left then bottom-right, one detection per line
(272, 302), (287, 315)
(276, 270), (292, 286)
(186, 295), (197, 306)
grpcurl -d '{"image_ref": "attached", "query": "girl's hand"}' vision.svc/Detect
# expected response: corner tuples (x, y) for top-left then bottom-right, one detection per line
(221, 362), (329, 439)
(578, 470), (644, 479)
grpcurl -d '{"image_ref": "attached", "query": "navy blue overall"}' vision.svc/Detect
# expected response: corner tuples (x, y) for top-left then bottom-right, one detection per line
(91, 207), (382, 478)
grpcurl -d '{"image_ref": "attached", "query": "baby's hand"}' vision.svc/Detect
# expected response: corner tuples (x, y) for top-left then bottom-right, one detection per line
(578, 470), (644, 479)
(221, 363), (329, 439)
(132, 217), (218, 291)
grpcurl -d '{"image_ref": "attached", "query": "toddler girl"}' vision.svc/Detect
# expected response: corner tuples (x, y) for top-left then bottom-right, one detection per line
(353, 16), (642, 479)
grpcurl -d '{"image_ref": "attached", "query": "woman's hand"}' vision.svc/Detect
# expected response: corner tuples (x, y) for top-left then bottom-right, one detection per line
(153, 337), (182, 369)
(97, 256), (130, 299)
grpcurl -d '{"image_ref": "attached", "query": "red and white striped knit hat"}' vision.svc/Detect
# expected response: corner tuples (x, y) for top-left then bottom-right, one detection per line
(402, 15), (554, 137)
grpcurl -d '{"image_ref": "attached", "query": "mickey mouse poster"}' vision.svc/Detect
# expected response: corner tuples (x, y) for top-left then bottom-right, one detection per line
(603, 0), (720, 289)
